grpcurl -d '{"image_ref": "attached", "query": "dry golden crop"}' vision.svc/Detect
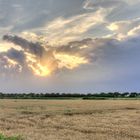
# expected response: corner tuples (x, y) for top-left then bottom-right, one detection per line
(0, 99), (140, 140)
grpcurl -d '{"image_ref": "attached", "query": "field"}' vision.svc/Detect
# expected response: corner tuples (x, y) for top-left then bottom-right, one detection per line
(0, 99), (140, 140)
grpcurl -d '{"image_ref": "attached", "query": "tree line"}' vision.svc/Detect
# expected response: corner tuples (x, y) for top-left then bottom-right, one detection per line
(0, 92), (140, 99)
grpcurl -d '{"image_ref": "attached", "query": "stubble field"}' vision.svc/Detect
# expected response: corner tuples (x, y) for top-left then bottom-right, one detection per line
(0, 99), (140, 140)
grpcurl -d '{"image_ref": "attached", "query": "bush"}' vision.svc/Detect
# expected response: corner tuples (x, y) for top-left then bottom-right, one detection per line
(82, 97), (108, 100)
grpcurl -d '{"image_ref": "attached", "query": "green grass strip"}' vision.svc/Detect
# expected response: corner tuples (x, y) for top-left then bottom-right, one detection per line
(0, 134), (23, 140)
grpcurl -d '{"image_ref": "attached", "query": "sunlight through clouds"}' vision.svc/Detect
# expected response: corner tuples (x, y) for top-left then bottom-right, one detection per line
(0, 0), (140, 92)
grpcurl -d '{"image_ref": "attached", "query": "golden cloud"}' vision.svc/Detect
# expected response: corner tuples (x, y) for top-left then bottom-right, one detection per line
(1, 35), (90, 77)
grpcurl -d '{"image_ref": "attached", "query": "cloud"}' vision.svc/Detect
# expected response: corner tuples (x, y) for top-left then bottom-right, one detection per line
(0, 0), (140, 92)
(32, 8), (109, 46)
(0, 50), (23, 75)
(1, 35), (57, 76)
(1, 30), (140, 78)
(106, 17), (140, 40)
(1, 34), (90, 76)
(128, 25), (140, 36)
(83, 0), (126, 10)
(3, 34), (45, 57)
(0, 34), (119, 77)
(0, 30), (140, 94)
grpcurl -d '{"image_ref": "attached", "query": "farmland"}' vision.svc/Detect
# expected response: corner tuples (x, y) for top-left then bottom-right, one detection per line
(0, 99), (140, 140)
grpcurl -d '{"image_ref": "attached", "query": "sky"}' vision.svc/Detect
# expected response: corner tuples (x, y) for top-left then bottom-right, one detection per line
(0, 0), (140, 93)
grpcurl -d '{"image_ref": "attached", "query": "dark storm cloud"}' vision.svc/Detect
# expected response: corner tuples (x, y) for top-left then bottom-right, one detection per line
(55, 38), (93, 54)
(2, 33), (140, 67)
(3, 35), (45, 57)
(0, 47), (29, 75)
(2, 35), (95, 62)
(4, 48), (25, 64)
(55, 37), (121, 62)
